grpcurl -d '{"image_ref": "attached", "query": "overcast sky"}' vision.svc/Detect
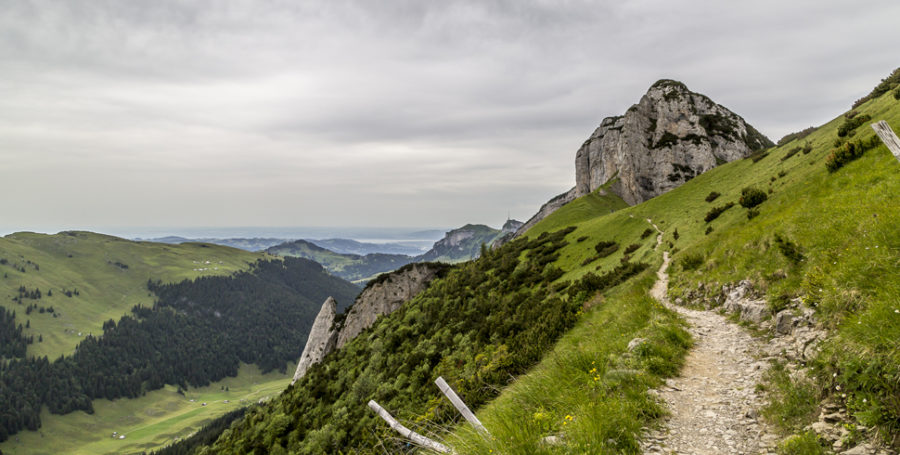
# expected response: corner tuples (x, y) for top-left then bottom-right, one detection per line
(2, 0), (898, 235)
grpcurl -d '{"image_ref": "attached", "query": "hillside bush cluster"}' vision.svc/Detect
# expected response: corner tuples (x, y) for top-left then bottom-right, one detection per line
(739, 187), (767, 209)
(190, 228), (650, 454)
(704, 191), (720, 202)
(747, 149), (770, 163)
(777, 126), (817, 146)
(594, 240), (619, 258)
(851, 67), (900, 108)
(825, 136), (881, 172)
(836, 114), (872, 137)
(704, 202), (735, 222)
(623, 243), (641, 255)
(0, 258), (358, 442)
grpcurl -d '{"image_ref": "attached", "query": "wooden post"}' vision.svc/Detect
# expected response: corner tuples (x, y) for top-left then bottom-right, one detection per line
(367, 400), (451, 454)
(434, 377), (489, 434)
(871, 120), (900, 163)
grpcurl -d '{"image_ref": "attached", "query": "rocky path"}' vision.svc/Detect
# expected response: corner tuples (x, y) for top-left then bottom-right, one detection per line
(643, 222), (776, 454)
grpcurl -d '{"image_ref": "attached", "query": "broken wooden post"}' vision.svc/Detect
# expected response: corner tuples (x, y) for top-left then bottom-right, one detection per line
(367, 400), (451, 454)
(435, 377), (489, 434)
(871, 120), (900, 163)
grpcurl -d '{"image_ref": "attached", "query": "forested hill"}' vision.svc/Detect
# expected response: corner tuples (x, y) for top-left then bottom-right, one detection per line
(0, 256), (359, 442)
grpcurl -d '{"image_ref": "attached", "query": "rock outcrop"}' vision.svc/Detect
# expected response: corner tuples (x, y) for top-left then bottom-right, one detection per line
(291, 264), (447, 383)
(575, 80), (772, 205)
(336, 263), (446, 349)
(516, 79), (772, 236)
(291, 297), (339, 384)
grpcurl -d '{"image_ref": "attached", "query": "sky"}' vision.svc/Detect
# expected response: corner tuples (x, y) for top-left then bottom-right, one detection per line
(2, 0), (898, 236)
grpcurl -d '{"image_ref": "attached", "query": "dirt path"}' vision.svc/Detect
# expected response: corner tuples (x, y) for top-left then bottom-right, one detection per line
(643, 224), (776, 454)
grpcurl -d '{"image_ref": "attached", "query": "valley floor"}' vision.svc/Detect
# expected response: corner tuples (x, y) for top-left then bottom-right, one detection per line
(0, 364), (291, 455)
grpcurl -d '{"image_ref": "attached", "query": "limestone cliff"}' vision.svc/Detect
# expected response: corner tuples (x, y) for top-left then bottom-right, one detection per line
(574, 80), (771, 205)
(515, 80), (772, 236)
(291, 297), (339, 384)
(291, 264), (446, 383)
(336, 262), (446, 349)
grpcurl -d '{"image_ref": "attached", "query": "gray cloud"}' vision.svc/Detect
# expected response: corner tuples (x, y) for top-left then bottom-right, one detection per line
(2, 0), (899, 234)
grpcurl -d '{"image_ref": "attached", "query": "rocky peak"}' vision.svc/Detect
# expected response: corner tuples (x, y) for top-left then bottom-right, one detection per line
(501, 219), (524, 233)
(291, 297), (339, 384)
(575, 80), (772, 205)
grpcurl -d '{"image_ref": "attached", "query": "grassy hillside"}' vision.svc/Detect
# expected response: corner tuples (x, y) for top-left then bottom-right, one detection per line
(0, 231), (265, 359)
(266, 239), (413, 283)
(446, 73), (900, 452)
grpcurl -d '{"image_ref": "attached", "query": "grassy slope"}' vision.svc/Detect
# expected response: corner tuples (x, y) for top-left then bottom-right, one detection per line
(0, 364), (290, 455)
(0, 231), (267, 359)
(447, 85), (900, 452)
(0, 232), (281, 454)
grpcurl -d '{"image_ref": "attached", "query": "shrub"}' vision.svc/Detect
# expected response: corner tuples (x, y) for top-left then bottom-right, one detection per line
(739, 187), (767, 209)
(777, 126), (817, 146)
(704, 202), (735, 222)
(825, 136), (881, 172)
(705, 226), (713, 235)
(594, 241), (619, 258)
(679, 253), (704, 271)
(747, 149), (770, 163)
(778, 170), (788, 178)
(640, 228), (654, 239)
(774, 233), (804, 264)
(781, 146), (801, 161)
(673, 229), (679, 240)
(801, 143), (813, 155)
(705, 191), (720, 202)
(852, 67), (900, 108)
(836, 114), (872, 137)
(777, 432), (828, 455)
(576, 236), (588, 243)
(894, 87), (900, 100)
(747, 208), (760, 220)
(623, 243), (641, 255)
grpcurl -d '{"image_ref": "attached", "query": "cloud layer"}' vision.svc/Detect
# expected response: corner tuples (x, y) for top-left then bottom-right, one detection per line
(2, 0), (898, 233)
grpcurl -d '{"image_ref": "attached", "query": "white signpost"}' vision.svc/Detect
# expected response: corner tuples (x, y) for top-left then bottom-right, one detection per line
(871, 120), (900, 163)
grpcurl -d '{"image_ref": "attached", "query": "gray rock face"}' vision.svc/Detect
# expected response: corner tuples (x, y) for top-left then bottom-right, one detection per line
(291, 297), (339, 384)
(336, 263), (444, 349)
(514, 80), (772, 238)
(575, 80), (771, 205)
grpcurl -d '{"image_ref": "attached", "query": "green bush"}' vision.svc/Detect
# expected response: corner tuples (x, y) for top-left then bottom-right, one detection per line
(781, 146), (801, 161)
(705, 191), (720, 202)
(894, 87), (900, 100)
(777, 126), (817, 146)
(640, 228), (654, 239)
(594, 241), (619, 258)
(837, 114), (872, 137)
(774, 233), (804, 264)
(852, 67), (900, 108)
(777, 432), (828, 455)
(704, 202), (735, 222)
(747, 149), (770, 163)
(747, 208), (760, 220)
(679, 253), (704, 271)
(704, 226), (713, 235)
(623, 243), (641, 255)
(739, 187), (767, 209)
(825, 136), (881, 172)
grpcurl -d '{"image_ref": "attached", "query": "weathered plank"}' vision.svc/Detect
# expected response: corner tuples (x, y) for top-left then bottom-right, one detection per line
(367, 400), (451, 454)
(435, 377), (489, 434)
(872, 120), (900, 162)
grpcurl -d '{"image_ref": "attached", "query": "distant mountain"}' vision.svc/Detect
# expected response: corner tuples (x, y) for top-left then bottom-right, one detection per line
(416, 223), (505, 263)
(306, 238), (425, 256)
(140, 236), (288, 252)
(266, 240), (413, 283)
